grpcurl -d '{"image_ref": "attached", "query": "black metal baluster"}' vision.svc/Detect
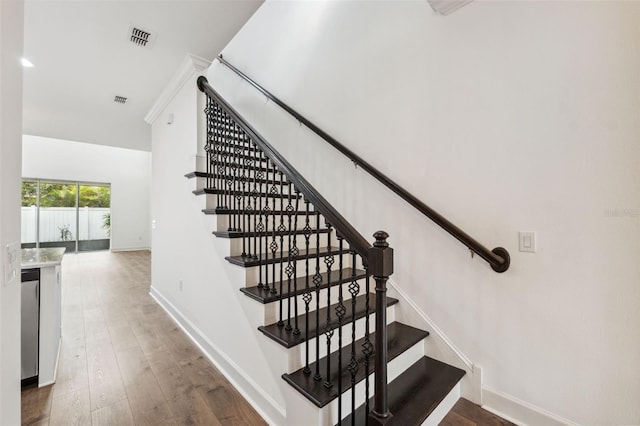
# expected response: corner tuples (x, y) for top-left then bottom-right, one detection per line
(240, 133), (250, 257)
(214, 104), (223, 207)
(347, 252), (360, 426)
(251, 141), (259, 260)
(262, 156), (271, 292)
(335, 236), (345, 423)
(204, 97), (213, 190)
(270, 162), (279, 295)
(313, 211), (322, 381)
(284, 181), (294, 332)
(292, 189), (301, 335)
(232, 133), (242, 233)
(323, 223), (335, 389)
(224, 113), (232, 213)
(277, 171), (286, 325)
(362, 274), (373, 424)
(302, 200), (313, 374)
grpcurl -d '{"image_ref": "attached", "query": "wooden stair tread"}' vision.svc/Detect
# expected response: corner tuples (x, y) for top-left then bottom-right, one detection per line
(227, 246), (350, 267)
(240, 267), (367, 304)
(213, 227), (331, 239)
(203, 208), (309, 215)
(283, 322), (429, 408)
(186, 171), (286, 186)
(193, 188), (301, 199)
(340, 356), (466, 425)
(258, 294), (398, 348)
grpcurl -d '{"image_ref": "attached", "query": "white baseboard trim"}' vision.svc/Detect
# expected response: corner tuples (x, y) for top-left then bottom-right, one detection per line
(150, 286), (286, 426)
(110, 247), (151, 253)
(482, 386), (580, 426)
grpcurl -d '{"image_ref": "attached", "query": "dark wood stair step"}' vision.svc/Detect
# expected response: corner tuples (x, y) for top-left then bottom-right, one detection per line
(213, 227), (331, 239)
(203, 208), (309, 215)
(258, 293), (398, 349)
(240, 267), (367, 304)
(340, 356), (466, 425)
(194, 188), (301, 200)
(228, 246), (351, 268)
(283, 322), (429, 408)
(186, 171), (287, 186)
(209, 137), (261, 151)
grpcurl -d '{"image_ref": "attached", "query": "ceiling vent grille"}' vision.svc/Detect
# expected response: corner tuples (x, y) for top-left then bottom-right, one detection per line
(129, 26), (154, 48)
(114, 95), (128, 104)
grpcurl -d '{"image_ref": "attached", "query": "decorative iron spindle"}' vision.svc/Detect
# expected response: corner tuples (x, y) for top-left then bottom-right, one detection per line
(251, 141), (259, 260)
(277, 171), (286, 325)
(313, 210), (322, 381)
(270, 162), (279, 295)
(347, 252), (360, 425)
(284, 181), (294, 332)
(256, 151), (265, 287)
(323, 223), (335, 389)
(204, 97), (213, 190)
(302, 200), (313, 374)
(237, 132), (247, 255)
(336, 236), (346, 423)
(292, 189), (301, 335)
(363, 274), (373, 421)
(262, 160), (271, 292)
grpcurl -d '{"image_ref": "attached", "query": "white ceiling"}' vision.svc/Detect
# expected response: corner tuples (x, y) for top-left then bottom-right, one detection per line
(23, 0), (263, 152)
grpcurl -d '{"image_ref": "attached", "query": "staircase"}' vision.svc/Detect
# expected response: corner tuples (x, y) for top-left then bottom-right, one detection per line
(188, 77), (467, 425)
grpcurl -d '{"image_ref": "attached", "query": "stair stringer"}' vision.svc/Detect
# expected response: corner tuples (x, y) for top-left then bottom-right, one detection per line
(385, 277), (482, 404)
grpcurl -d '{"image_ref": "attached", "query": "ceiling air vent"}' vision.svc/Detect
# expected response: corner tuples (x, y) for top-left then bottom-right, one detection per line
(114, 95), (128, 104)
(128, 26), (155, 48)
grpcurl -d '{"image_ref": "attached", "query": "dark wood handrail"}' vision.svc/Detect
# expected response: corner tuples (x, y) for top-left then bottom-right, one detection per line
(213, 54), (510, 273)
(197, 76), (372, 261)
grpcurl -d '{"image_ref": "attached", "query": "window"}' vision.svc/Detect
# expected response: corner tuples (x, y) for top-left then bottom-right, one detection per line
(21, 179), (111, 252)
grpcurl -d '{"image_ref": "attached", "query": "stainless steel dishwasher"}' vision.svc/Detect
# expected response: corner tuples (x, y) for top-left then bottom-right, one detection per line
(21, 268), (40, 386)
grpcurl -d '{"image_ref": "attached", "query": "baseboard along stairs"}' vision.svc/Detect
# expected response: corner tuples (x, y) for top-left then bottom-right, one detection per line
(186, 76), (469, 425)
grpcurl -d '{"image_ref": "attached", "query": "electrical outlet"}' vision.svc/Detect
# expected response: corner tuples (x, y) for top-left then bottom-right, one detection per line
(4, 242), (20, 287)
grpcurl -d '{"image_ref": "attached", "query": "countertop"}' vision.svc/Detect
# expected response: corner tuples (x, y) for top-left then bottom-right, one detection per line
(21, 248), (66, 269)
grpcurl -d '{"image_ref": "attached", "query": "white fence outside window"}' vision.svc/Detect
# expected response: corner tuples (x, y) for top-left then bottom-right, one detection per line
(21, 206), (111, 243)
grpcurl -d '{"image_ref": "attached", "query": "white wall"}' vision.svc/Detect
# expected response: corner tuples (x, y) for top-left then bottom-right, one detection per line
(150, 71), (285, 425)
(0, 0), (24, 423)
(22, 135), (151, 251)
(205, 1), (640, 424)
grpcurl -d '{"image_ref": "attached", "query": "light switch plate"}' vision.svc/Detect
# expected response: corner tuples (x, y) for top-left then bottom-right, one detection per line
(4, 241), (20, 287)
(519, 232), (536, 253)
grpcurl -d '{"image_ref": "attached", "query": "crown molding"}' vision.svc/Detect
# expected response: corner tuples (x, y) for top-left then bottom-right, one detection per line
(145, 53), (212, 124)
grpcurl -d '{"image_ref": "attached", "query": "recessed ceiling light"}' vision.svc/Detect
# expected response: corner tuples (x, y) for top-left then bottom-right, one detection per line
(21, 58), (34, 68)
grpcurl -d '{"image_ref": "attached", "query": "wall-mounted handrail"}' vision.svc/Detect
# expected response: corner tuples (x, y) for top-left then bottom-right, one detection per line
(197, 76), (372, 260)
(213, 54), (510, 273)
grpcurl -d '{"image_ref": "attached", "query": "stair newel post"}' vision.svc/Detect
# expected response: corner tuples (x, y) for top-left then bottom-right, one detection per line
(367, 231), (394, 425)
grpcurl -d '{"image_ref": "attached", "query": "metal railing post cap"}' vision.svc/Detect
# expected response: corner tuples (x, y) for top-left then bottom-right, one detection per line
(197, 76), (209, 92)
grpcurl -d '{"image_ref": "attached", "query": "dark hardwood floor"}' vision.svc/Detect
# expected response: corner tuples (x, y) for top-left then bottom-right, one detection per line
(21, 250), (515, 426)
(440, 398), (517, 425)
(21, 250), (266, 426)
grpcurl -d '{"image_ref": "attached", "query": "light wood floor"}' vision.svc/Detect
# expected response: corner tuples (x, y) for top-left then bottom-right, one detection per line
(21, 250), (266, 426)
(22, 250), (514, 426)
